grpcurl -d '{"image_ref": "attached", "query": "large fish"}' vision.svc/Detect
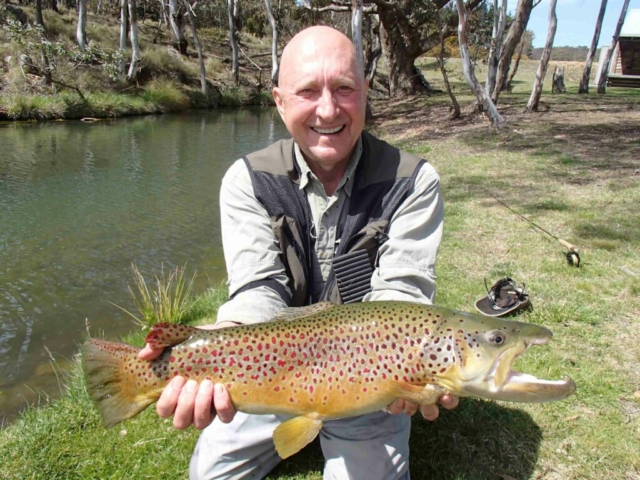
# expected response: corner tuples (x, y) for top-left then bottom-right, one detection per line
(82, 301), (575, 458)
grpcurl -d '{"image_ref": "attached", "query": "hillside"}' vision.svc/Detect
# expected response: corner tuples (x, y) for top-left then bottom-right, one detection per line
(531, 46), (598, 62)
(0, 5), (276, 120)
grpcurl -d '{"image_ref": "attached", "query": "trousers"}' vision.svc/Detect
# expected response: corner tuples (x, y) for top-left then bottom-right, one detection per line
(189, 410), (412, 480)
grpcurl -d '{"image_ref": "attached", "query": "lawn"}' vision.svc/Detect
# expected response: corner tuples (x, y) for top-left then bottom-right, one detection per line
(1, 59), (639, 479)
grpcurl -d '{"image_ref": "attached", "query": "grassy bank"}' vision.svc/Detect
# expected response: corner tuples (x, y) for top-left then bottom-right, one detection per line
(1, 85), (639, 479)
(0, 7), (275, 121)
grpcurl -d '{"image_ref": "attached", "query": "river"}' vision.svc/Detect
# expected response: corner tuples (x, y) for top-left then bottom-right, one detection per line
(0, 109), (290, 423)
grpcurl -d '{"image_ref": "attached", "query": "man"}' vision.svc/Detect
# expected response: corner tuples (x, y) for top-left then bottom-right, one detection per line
(139, 25), (458, 479)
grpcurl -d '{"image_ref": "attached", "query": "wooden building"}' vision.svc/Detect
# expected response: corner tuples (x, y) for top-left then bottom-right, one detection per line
(601, 9), (640, 88)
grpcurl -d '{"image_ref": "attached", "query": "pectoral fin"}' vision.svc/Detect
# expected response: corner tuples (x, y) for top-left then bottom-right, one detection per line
(389, 381), (447, 405)
(272, 416), (323, 459)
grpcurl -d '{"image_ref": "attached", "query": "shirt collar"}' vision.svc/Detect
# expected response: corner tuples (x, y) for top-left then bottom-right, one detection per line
(294, 136), (363, 197)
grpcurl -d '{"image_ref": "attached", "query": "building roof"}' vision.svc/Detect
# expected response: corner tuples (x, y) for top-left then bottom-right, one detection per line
(620, 9), (640, 37)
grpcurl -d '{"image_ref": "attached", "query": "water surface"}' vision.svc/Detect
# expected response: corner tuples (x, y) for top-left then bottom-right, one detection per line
(0, 109), (289, 423)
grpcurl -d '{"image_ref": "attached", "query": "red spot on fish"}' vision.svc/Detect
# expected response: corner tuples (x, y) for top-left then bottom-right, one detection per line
(274, 386), (280, 392)
(170, 356), (175, 362)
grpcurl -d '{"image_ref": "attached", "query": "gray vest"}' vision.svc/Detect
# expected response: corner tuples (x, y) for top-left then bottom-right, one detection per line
(236, 131), (425, 306)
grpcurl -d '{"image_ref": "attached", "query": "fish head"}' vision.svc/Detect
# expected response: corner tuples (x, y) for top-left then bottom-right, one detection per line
(423, 310), (576, 403)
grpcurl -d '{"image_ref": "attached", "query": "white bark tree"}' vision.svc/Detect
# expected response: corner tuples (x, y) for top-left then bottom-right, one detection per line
(228, 0), (239, 83)
(76, 0), (88, 50)
(264, 0), (278, 82)
(526, 0), (558, 111)
(454, 0), (504, 127)
(492, 0), (534, 103)
(485, 0), (507, 97)
(127, 0), (141, 81)
(597, 0), (631, 94)
(118, 0), (128, 81)
(352, 0), (364, 71)
(182, 0), (207, 95)
(579, 0), (607, 93)
(169, 0), (188, 54)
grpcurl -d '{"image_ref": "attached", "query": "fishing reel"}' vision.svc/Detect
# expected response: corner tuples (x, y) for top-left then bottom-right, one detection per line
(566, 250), (581, 268)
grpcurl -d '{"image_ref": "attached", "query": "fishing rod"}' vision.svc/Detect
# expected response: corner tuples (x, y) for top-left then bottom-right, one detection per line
(489, 193), (581, 267)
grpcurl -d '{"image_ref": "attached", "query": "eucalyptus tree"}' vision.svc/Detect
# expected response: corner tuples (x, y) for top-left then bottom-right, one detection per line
(169, 0), (188, 54)
(264, 0), (278, 81)
(526, 0), (557, 111)
(485, 0), (507, 97)
(183, 0), (207, 94)
(491, 0), (534, 103)
(579, 0), (607, 93)
(118, 0), (128, 81)
(127, 0), (141, 81)
(76, 0), (88, 49)
(597, 0), (630, 94)
(352, 0), (364, 70)
(229, 0), (239, 83)
(454, 0), (503, 126)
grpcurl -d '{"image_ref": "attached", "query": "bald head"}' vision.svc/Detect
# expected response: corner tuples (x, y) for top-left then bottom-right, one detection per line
(278, 26), (364, 89)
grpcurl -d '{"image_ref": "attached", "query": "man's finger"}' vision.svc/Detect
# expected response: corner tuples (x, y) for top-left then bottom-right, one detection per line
(157, 376), (185, 418)
(438, 394), (459, 410)
(213, 384), (237, 424)
(138, 343), (164, 361)
(193, 380), (214, 430)
(173, 379), (199, 429)
(385, 398), (405, 415)
(420, 404), (439, 421)
(403, 401), (419, 416)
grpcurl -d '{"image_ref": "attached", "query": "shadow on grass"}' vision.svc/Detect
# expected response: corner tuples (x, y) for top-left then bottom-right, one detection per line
(267, 400), (542, 480)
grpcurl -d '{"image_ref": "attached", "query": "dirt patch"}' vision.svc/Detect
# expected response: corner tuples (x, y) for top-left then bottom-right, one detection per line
(370, 93), (640, 184)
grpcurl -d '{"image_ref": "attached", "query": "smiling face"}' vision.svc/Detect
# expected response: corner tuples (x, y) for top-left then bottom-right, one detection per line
(273, 27), (368, 179)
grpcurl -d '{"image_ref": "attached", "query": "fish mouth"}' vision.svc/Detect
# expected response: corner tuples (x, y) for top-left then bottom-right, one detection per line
(481, 336), (576, 403)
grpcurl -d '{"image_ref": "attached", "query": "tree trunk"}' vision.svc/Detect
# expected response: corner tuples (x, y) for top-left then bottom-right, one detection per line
(437, 23), (460, 120)
(159, 0), (170, 27)
(485, 0), (507, 97)
(118, 0), (128, 82)
(36, 0), (46, 29)
(169, 0), (188, 54)
(182, 0), (207, 95)
(552, 65), (566, 93)
(526, 0), (558, 111)
(597, 0), (630, 94)
(228, 0), (239, 84)
(579, 0), (607, 93)
(76, 0), (87, 50)
(492, 0), (534, 103)
(454, 0), (504, 127)
(127, 0), (141, 81)
(49, 0), (59, 13)
(379, 20), (428, 97)
(351, 0), (364, 71)
(505, 36), (525, 91)
(264, 0), (278, 82)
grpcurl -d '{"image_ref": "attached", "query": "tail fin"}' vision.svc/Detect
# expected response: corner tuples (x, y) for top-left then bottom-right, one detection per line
(82, 338), (163, 428)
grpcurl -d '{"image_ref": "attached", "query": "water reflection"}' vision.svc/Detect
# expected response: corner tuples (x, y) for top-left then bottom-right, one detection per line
(0, 109), (289, 423)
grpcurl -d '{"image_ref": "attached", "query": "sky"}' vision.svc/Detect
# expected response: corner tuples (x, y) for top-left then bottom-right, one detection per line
(522, 0), (640, 48)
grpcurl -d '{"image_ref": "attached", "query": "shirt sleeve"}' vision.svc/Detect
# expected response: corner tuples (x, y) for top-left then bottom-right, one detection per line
(363, 161), (444, 305)
(216, 160), (290, 324)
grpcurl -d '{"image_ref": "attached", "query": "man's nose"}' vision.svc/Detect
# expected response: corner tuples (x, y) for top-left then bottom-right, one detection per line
(316, 88), (338, 119)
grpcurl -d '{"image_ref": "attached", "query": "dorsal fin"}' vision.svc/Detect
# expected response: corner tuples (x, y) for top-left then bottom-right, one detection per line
(272, 302), (337, 322)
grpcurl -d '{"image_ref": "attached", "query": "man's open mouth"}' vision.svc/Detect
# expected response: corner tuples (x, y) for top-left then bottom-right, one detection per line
(312, 125), (345, 135)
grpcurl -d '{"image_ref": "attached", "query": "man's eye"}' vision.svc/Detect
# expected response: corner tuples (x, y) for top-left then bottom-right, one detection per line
(337, 86), (354, 93)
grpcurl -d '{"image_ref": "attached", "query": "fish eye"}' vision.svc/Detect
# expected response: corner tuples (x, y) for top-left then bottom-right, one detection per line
(488, 332), (506, 345)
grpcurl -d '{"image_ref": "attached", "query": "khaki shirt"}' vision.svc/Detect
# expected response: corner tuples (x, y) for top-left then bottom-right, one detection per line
(216, 137), (444, 324)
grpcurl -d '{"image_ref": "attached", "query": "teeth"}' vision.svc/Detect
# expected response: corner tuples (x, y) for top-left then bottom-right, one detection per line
(313, 126), (343, 134)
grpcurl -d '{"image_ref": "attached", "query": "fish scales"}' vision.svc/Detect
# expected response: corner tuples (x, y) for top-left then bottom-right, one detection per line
(82, 301), (576, 459)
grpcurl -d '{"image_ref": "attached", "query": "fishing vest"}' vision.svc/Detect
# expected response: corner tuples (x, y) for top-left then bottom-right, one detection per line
(236, 130), (425, 307)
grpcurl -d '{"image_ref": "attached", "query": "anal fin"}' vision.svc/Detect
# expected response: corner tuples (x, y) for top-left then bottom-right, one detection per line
(273, 416), (323, 459)
(389, 381), (447, 405)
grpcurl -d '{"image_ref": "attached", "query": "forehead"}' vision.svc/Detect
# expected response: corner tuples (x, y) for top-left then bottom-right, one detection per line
(282, 39), (360, 87)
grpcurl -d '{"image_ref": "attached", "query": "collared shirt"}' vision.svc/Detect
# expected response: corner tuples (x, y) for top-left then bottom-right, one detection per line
(216, 135), (444, 325)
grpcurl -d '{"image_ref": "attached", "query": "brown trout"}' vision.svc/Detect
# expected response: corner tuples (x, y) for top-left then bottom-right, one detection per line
(82, 301), (575, 458)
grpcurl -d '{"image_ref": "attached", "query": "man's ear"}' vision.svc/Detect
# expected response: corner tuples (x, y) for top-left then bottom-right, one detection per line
(273, 87), (286, 119)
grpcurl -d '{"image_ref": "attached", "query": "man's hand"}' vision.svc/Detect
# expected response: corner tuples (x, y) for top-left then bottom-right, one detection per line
(137, 322), (239, 430)
(386, 394), (459, 421)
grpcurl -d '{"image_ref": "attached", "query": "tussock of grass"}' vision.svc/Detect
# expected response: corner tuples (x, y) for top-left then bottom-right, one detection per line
(141, 79), (192, 112)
